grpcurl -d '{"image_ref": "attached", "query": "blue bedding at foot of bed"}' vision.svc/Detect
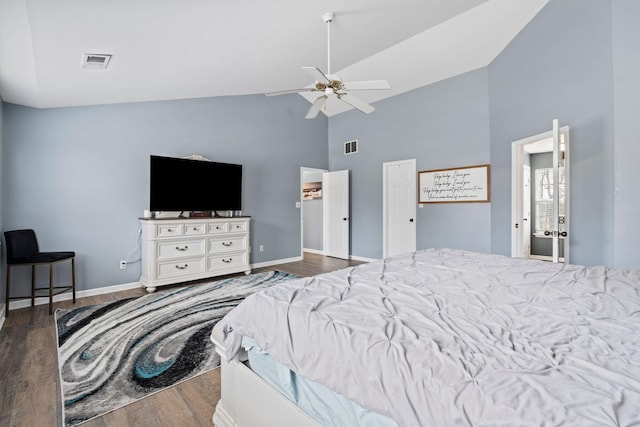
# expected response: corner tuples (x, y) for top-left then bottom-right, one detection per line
(242, 336), (398, 427)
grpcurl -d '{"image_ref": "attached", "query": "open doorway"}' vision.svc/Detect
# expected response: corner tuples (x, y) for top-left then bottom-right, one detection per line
(300, 167), (327, 256)
(511, 120), (570, 263)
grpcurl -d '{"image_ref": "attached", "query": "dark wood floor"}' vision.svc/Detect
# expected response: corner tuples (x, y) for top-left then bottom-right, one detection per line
(0, 253), (362, 427)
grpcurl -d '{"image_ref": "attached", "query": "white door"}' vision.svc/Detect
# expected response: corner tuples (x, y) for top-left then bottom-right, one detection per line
(551, 119), (570, 263)
(323, 170), (349, 259)
(383, 159), (416, 258)
(511, 119), (570, 263)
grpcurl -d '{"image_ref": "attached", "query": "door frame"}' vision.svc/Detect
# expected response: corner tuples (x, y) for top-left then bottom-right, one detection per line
(383, 159), (417, 259)
(300, 167), (328, 257)
(511, 122), (570, 262)
(521, 163), (531, 258)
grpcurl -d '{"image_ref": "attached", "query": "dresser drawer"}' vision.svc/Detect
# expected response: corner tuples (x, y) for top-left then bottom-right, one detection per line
(156, 224), (183, 237)
(157, 257), (206, 279)
(229, 221), (248, 233)
(209, 222), (229, 234)
(208, 253), (248, 270)
(157, 239), (206, 259)
(184, 223), (206, 235)
(209, 236), (247, 254)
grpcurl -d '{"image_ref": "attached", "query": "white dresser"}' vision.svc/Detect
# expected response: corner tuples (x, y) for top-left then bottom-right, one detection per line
(140, 217), (251, 292)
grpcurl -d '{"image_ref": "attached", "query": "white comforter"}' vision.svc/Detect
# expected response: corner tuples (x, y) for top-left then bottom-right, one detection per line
(219, 248), (640, 427)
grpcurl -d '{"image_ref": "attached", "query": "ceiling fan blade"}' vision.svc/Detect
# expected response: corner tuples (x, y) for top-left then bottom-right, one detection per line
(265, 87), (317, 97)
(305, 96), (327, 119)
(302, 66), (330, 83)
(343, 80), (391, 91)
(338, 94), (375, 114)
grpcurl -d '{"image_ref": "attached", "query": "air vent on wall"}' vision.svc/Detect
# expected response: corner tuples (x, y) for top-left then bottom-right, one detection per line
(82, 53), (112, 69)
(344, 140), (358, 155)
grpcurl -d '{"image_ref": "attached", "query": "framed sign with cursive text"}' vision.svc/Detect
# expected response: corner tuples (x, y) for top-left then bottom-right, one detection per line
(418, 164), (490, 203)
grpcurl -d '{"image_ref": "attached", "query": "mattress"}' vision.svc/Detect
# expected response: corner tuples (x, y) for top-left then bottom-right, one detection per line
(219, 248), (640, 427)
(242, 336), (398, 427)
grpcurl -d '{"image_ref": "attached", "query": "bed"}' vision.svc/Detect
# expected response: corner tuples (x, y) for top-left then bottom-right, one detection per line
(210, 248), (640, 427)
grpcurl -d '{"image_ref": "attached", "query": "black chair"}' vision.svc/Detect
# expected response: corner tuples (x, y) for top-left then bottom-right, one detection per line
(4, 229), (76, 316)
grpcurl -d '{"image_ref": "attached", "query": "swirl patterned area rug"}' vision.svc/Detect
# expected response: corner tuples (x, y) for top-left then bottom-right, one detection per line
(55, 270), (298, 427)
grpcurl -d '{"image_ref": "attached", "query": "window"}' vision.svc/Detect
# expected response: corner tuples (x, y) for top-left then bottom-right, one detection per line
(534, 167), (565, 233)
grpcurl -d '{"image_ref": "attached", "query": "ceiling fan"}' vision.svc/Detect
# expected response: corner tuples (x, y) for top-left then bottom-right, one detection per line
(265, 11), (391, 119)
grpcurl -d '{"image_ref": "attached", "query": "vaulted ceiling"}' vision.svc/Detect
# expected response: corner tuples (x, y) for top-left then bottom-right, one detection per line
(0, 0), (548, 116)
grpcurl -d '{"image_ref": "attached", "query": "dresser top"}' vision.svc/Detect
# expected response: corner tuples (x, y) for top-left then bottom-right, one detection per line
(139, 216), (251, 221)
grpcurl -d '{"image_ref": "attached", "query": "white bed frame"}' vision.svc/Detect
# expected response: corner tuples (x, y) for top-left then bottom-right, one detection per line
(211, 323), (322, 427)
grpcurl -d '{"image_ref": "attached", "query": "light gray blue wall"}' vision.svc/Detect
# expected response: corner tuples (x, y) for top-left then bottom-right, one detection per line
(303, 171), (324, 251)
(328, 69), (491, 259)
(488, 0), (615, 267)
(612, 0), (640, 270)
(2, 94), (327, 293)
(303, 199), (323, 250)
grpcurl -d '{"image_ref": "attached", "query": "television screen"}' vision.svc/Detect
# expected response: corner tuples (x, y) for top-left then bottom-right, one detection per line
(150, 155), (242, 212)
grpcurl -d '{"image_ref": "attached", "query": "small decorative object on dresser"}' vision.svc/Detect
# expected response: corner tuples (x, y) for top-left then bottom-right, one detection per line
(139, 217), (251, 292)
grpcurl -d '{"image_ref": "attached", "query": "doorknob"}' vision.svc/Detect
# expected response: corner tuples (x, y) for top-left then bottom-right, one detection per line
(409, 218), (414, 222)
(342, 217), (348, 221)
(560, 231), (567, 237)
(544, 230), (551, 236)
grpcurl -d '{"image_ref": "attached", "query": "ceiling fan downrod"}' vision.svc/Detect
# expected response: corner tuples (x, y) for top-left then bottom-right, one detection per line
(322, 12), (335, 75)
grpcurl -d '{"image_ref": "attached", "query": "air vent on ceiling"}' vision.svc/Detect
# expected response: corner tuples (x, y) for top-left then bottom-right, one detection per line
(344, 140), (358, 155)
(82, 53), (112, 69)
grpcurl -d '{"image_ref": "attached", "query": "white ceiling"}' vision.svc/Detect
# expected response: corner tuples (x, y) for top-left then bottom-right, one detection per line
(0, 0), (548, 116)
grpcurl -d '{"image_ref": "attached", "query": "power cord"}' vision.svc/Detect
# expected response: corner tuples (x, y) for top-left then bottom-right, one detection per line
(125, 227), (142, 264)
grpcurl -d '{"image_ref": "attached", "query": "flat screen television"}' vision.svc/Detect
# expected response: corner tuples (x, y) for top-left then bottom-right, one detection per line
(149, 155), (242, 212)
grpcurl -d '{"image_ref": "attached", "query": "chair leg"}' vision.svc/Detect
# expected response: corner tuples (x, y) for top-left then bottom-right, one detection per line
(71, 257), (76, 304)
(49, 263), (54, 315)
(31, 264), (36, 307)
(5, 265), (10, 317)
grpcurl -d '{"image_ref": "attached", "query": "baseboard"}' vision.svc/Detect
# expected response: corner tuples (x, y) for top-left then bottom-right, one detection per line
(302, 248), (324, 255)
(5, 256), (303, 313)
(251, 256), (303, 270)
(302, 249), (376, 263)
(3, 254), (356, 317)
(6, 281), (142, 312)
(350, 255), (378, 263)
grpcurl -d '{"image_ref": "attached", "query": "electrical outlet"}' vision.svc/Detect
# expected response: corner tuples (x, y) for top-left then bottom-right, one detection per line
(259, 245), (264, 252)
(120, 260), (127, 269)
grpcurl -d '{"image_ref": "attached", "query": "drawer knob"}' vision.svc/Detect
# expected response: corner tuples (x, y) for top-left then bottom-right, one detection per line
(222, 258), (232, 263)
(175, 264), (188, 270)
(222, 242), (233, 247)
(176, 246), (188, 251)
